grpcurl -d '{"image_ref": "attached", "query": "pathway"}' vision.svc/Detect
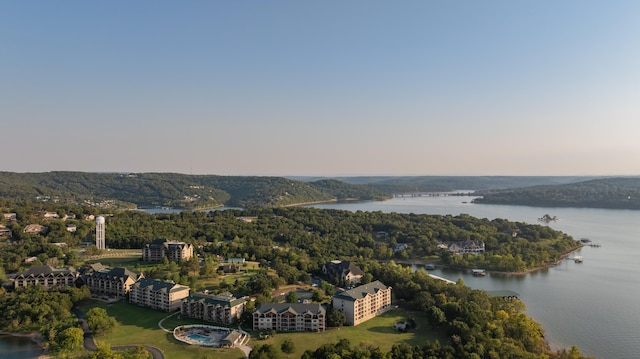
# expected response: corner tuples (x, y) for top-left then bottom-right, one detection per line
(157, 311), (180, 333)
(72, 307), (165, 359)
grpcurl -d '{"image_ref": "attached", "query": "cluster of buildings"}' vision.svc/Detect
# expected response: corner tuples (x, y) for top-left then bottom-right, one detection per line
(10, 262), (245, 321)
(253, 260), (391, 332)
(10, 256), (392, 334)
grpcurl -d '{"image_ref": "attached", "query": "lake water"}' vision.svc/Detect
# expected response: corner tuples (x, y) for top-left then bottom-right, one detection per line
(0, 335), (43, 359)
(310, 194), (640, 359)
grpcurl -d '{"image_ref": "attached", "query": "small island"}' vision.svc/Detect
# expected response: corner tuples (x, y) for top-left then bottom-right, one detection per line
(538, 214), (558, 223)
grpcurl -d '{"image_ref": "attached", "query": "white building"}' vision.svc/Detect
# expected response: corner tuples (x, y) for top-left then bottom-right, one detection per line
(96, 216), (105, 250)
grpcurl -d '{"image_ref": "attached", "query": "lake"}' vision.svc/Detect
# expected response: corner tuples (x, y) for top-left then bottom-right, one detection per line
(0, 335), (43, 359)
(310, 194), (640, 359)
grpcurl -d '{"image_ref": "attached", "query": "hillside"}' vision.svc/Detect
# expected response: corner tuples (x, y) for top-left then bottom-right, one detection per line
(0, 172), (386, 209)
(473, 177), (640, 209)
(292, 176), (599, 193)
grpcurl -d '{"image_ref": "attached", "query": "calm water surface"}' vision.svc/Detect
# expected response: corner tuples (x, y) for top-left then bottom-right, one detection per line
(0, 335), (42, 359)
(311, 195), (640, 359)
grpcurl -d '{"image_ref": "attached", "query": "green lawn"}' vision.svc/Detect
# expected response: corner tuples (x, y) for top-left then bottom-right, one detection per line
(79, 300), (245, 359)
(255, 308), (446, 358)
(78, 301), (443, 359)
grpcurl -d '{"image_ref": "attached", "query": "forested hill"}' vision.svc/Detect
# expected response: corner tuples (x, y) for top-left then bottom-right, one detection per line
(0, 172), (388, 209)
(474, 177), (640, 209)
(294, 175), (599, 193)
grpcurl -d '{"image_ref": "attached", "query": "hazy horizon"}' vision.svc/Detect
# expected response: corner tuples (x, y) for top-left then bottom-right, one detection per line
(3, 1), (640, 176)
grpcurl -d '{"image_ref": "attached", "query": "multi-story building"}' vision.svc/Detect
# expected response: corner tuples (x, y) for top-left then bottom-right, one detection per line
(13, 265), (79, 289)
(84, 266), (142, 298)
(129, 278), (190, 312)
(322, 260), (364, 285)
(253, 303), (326, 332)
(181, 292), (247, 324)
(332, 280), (392, 326)
(142, 238), (193, 262)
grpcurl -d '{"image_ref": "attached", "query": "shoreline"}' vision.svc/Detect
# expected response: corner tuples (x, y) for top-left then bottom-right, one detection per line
(391, 245), (582, 276)
(282, 198), (338, 207)
(0, 331), (50, 358)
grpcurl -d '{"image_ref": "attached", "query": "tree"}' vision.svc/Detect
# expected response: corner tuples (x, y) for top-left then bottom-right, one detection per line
(249, 344), (281, 359)
(57, 326), (84, 352)
(87, 307), (117, 335)
(285, 290), (298, 303)
(281, 338), (295, 354)
(327, 308), (346, 327)
(91, 341), (123, 359)
(311, 290), (324, 302)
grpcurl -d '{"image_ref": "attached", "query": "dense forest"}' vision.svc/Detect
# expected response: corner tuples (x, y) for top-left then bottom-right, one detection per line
(0, 201), (579, 276)
(0, 172), (390, 210)
(474, 177), (640, 209)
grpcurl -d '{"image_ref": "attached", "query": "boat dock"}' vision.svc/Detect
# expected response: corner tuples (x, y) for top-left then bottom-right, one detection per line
(428, 274), (456, 285)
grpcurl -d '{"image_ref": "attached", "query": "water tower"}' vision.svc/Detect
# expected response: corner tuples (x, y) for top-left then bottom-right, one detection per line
(95, 216), (105, 250)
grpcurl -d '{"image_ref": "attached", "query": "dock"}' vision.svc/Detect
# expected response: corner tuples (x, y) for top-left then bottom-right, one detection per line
(428, 274), (456, 285)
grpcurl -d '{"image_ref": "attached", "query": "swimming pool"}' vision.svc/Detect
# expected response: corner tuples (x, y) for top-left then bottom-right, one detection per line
(187, 333), (213, 343)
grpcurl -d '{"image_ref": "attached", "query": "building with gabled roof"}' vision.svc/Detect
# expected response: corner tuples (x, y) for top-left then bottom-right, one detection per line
(448, 240), (485, 255)
(182, 292), (247, 324)
(332, 280), (392, 326)
(142, 238), (193, 262)
(84, 266), (143, 298)
(13, 265), (79, 289)
(322, 260), (365, 285)
(129, 278), (190, 312)
(253, 303), (326, 332)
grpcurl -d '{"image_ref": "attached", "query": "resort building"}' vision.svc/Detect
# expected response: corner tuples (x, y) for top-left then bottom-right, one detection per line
(448, 240), (485, 255)
(84, 266), (142, 298)
(182, 292), (247, 324)
(322, 260), (364, 285)
(142, 238), (194, 262)
(129, 278), (190, 312)
(332, 280), (392, 326)
(253, 303), (326, 332)
(13, 265), (79, 289)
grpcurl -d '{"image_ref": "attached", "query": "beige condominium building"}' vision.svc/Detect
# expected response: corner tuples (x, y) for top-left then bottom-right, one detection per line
(331, 280), (392, 326)
(142, 238), (193, 262)
(129, 278), (190, 312)
(253, 303), (326, 332)
(13, 265), (78, 289)
(181, 292), (247, 324)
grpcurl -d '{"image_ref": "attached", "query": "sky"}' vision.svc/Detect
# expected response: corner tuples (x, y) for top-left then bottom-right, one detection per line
(2, 1), (640, 176)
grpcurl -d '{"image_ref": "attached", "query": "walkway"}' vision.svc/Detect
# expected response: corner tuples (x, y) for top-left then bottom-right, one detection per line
(158, 311), (180, 333)
(72, 307), (165, 359)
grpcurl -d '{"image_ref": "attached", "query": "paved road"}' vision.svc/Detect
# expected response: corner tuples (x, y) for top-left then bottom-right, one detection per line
(72, 307), (165, 359)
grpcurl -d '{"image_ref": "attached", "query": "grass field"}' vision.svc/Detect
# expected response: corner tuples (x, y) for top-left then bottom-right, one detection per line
(78, 300), (444, 359)
(79, 301), (245, 359)
(255, 308), (445, 357)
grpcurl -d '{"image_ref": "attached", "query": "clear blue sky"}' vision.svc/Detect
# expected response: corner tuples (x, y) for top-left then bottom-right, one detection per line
(2, 1), (639, 176)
